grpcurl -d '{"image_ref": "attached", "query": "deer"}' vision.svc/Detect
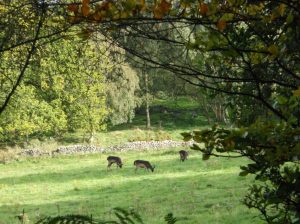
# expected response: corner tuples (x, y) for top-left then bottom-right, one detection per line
(107, 156), (123, 170)
(133, 160), (155, 172)
(179, 150), (189, 162)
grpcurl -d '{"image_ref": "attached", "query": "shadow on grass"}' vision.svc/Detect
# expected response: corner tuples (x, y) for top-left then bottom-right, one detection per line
(108, 105), (212, 132)
(0, 156), (243, 187)
(0, 170), (257, 224)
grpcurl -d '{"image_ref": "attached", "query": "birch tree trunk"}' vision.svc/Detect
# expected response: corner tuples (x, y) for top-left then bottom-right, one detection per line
(145, 71), (151, 129)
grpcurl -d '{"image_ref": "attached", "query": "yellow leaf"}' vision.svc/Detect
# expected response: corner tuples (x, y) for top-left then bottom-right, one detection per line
(135, 0), (147, 12)
(160, 0), (172, 14)
(120, 11), (129, 19)
(217, 19), (226, 31)
(270, 12), (278, 21)
(93, 12), (102, 21)
(153, 7), (163, 19)
(278, 3), (286, 16)
(82, 4), (90, 17)
(68, 15), (81, 24)
(153, 0), (171, 19)
(199, 3), (208, 16)
(82, 0), (90, 6)
(267, 45), (278, 59)
(112, 14), (120, 20)
(67, 4), (78, 13)
(180, 0), (191, 8)
(123, 0), (137, 10)
(293, 87), (300, 97)
(247, 3), (264, 16)
(96, 1), (109, 11)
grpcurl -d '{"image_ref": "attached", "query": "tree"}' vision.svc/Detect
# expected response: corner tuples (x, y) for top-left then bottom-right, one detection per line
(1, 1), (143, 142)
(1, 0), (300, 222)
(0, 33), (111, 143)
(185, 86), (227, 124)
(63, 1), (300, 222)
(0, 0), (72, 115)
(0, 85), (67, 142)
(31, 37), (110, 143)
(105, 63), (141, 126)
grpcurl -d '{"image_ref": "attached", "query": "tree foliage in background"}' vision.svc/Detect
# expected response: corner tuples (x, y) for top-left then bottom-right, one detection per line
(35, 38), (110, 143)
(106, 63), (140, 126)
(0, 34), (111, 143)
(1, 0), (300, 222)
(64, 0), (300, 222)
(0, 1), (143, 143)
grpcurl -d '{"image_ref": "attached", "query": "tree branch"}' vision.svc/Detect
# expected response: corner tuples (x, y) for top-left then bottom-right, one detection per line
(0, 8), (46, 115)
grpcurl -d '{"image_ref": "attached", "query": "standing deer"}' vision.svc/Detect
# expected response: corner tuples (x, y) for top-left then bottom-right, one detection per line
(134, 160), (155, 172)
(107, 156), (123, 170)
(179, 150), (188, 162)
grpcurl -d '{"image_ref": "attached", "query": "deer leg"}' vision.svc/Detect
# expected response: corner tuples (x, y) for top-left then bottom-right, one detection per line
(107, 162), (112, 171)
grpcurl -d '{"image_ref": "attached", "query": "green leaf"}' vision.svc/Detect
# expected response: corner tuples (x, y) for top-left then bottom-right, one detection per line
(286, 12), (294, 24)
(193, 135), (202, 143)
(181, 132), (192, 141)
(277, 95), (288, 104)
(221, 13), (234, 22)
(293, 87), (300, 97)
(239, 170), (249, 176)
(190, 143), (201, 151)
(202, 153), (210, 160)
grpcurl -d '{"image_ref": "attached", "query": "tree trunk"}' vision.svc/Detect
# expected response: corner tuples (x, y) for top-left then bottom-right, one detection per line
(87, 105), (94, 144)
(88, 131), (94, 144)
(145, 71), (151, 129)
(203, 105), (211, 125)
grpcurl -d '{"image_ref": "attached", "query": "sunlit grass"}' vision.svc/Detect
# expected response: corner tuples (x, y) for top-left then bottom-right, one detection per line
(0, 149), (262, 224)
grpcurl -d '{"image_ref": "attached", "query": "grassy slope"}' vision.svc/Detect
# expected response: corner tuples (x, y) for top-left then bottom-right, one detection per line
(0, 97), (258, 223)
(0, 150), (262, 224)
(60, 97), (213, 148)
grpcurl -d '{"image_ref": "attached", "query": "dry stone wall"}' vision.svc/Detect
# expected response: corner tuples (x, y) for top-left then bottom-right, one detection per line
(19, 140), (194, 157)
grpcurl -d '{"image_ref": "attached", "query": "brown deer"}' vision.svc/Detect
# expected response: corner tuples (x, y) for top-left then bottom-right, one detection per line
(107, 156), (123, 169)
(179, 150), (188, 162)
(134, 160), (155, 172)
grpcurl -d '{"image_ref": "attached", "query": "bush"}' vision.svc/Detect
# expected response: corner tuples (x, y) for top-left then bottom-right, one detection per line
(128, 129), (171, 142)
(0, 148), (18, 164)
(35, 208), (178, 224)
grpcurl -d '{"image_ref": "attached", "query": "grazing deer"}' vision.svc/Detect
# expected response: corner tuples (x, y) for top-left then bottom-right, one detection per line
(107, 156), (123, 169)
(179, 150), (188, 162)
(134, 160), (155, 172)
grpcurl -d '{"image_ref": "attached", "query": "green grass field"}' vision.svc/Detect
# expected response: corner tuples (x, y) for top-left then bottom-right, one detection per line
(0, 149), (262, 224)
(58, 97), (214, 148)
(0, 97), (260, 223)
